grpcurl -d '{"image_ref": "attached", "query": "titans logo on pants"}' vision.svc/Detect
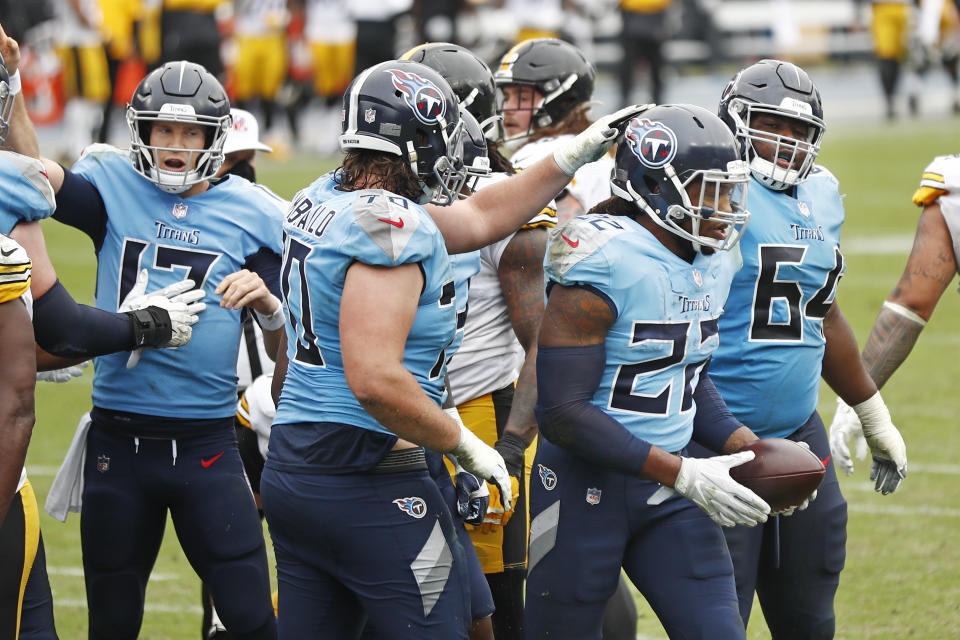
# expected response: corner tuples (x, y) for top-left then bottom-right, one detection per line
(625, 118), (678, 168)
(386, 69), (446, 125)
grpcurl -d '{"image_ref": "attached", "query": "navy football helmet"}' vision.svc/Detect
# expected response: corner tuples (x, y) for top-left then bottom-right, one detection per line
(494, 38), (595, 143)
(127, 61), (232, 194)
(401, 42), (501, 140)
(459, 109), (490, 197)
(0, 52), (13, 146)
(718, 59), (825, 191)
(340, 60), (467, 206)
(611, 104), (751, 253)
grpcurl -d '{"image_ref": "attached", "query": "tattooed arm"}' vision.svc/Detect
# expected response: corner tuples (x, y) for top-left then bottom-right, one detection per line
(861, 203), (956, 388)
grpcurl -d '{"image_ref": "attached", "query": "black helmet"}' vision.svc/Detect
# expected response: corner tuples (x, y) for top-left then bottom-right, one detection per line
(0, 52), (13, 146)
(611, 104), (751, 253)
(340, 60), (467, 206)
(494, 38), (595, 142)
(126, 61), (232, 193)
(401, 42), (500, 140)
(718, 59), (825, 190)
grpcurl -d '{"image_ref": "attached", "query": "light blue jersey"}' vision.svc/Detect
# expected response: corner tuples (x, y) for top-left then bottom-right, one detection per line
(545, 213), (740, 453)
(274, 183), (457, 435)
(0, 150), (56, 234)
(710, 168), (846, 437)
(75, 147), (286, 418)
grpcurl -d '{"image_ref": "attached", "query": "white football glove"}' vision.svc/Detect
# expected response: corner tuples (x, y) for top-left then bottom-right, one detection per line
(36, 361), (89, 383)
(120, 269), (207, 368)
(852, 392), (907, 495)
(775, 441), (818, 516)
(829, 397), (868, 476)
(673, 452), (771, 528)
(449, 416), (512, 514)
(553, 103), (654, 176)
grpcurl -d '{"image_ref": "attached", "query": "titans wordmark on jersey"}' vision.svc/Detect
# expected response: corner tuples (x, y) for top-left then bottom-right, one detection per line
(710, 168), (846, 437)
(545, 213), (741, 453)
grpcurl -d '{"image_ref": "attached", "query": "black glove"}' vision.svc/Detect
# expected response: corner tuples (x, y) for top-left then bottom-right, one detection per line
(494, 431), (527, 479)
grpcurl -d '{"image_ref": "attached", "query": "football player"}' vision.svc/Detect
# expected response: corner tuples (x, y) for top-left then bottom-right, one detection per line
(495, 37), (613, 221)
(528, 104), (769, 639)
(8, 60), (287, 640)
(403, 41), (639, 640)
(687, 59), (908, 636)
(830, 152), (959, 474)
(261, 58), (646, 638)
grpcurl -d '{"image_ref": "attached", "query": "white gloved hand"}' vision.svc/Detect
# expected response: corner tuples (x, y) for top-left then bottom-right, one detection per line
(553, 103), (654, 176)
(120, 269), (207, 368)
(36, 361), (89, 383)
(852, 392), (907, 495)
(828, 397), (868, 476)
(450, 421), (512, 514)
(673, 452), (771, 528)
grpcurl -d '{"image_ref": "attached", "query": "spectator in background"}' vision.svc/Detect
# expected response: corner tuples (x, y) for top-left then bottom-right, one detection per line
(303, 0), (354, 153)
(504, 0), (562, 42)
(160, 0), (224, 78)
(54, 0), (109, 158)
(618, 0), (673, 106)
(96, 0), (141, 142)
(348, 0), (412, 74)
(904, 0), (960, 115)
(863, 0), (913, 119)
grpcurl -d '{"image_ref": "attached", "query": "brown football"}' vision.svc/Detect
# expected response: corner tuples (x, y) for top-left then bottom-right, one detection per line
(729, 438), (826, 512)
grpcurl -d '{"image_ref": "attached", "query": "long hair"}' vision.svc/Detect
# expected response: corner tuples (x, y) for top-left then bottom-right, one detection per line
(487, 140), (515, 174)
(336, 150), (424, 202)
(589, 195), (640, 219)
(529, 103), (593, 144)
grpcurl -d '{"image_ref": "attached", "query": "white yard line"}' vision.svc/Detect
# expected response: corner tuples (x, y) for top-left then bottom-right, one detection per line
(47, 566), (180, 581)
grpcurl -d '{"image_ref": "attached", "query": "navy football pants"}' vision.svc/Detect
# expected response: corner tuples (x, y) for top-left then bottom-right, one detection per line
(525, 439), (745, 640)
(261, 466), (472, 639)
(688, 411), (848, 639)
(81, 422), (276, 640)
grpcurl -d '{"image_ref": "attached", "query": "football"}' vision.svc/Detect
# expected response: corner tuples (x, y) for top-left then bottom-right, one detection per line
(729, 438), (826, 512)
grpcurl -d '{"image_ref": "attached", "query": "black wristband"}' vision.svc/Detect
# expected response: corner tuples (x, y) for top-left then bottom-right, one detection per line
(126, 306), (173, 348)
(494, 431), (526, 478)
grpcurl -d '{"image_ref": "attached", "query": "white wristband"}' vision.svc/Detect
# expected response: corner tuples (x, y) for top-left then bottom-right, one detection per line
(851, 391), (890, 435)
(254, 297), (285, 331)
(7, 70), (21, 95)
(881, 301), (927, 326)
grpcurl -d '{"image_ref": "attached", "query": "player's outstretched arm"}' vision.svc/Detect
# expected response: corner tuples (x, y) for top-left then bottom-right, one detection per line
(0, 25), (39, 160)
(429, 105), (652, 254)
(340, 261), (512, 509)
(0, 296), (36, 524)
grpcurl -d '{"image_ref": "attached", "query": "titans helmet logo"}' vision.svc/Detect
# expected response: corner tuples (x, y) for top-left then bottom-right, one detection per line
(386, 69), (446, 125)
(625, 119), (678, 169)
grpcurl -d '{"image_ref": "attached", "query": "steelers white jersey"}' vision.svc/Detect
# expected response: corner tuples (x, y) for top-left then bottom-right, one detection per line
(236, 374), (275, 460)
(234, 0), (289, 35)
(446, 171), (556, 403)
(0, 233), (32, 493)
(305, 0), (356, 42)
(236, 317), (276, 392)
(510, 134), (615, 214)
(913, 153), (960, 278)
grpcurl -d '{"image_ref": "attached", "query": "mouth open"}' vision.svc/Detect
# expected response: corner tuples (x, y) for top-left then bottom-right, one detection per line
(163, 158), (187, 172)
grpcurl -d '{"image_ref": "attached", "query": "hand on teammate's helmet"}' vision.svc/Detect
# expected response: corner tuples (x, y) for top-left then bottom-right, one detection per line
(553, 103), (655, 176)
(673, 452), (770, 528)
(120, 269), (207, 368)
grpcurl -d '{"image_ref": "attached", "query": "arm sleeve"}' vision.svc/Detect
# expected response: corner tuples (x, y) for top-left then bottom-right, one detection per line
(53, 167), (109, 251)
(32, 280), (136, 358)
(535, 344), (652, 475)
(243, 247), (283, 299)
(690, 368), (742, 454)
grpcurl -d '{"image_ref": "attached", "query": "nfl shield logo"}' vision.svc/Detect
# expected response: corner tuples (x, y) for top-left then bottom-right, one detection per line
(96, 455), (110, 473)
(586, 488), (602, 505)
(172, 202), (188, 219)
(364, 108), (377, 123)
(798, 201), (811, 218)
(692, 269), (703, 287)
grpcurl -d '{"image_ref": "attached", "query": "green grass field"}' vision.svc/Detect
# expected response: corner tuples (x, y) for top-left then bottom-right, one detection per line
(28, 116), (960, 639)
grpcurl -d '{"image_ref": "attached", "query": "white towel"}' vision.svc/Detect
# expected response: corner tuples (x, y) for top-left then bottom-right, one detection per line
(44, 412), (92, 522)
